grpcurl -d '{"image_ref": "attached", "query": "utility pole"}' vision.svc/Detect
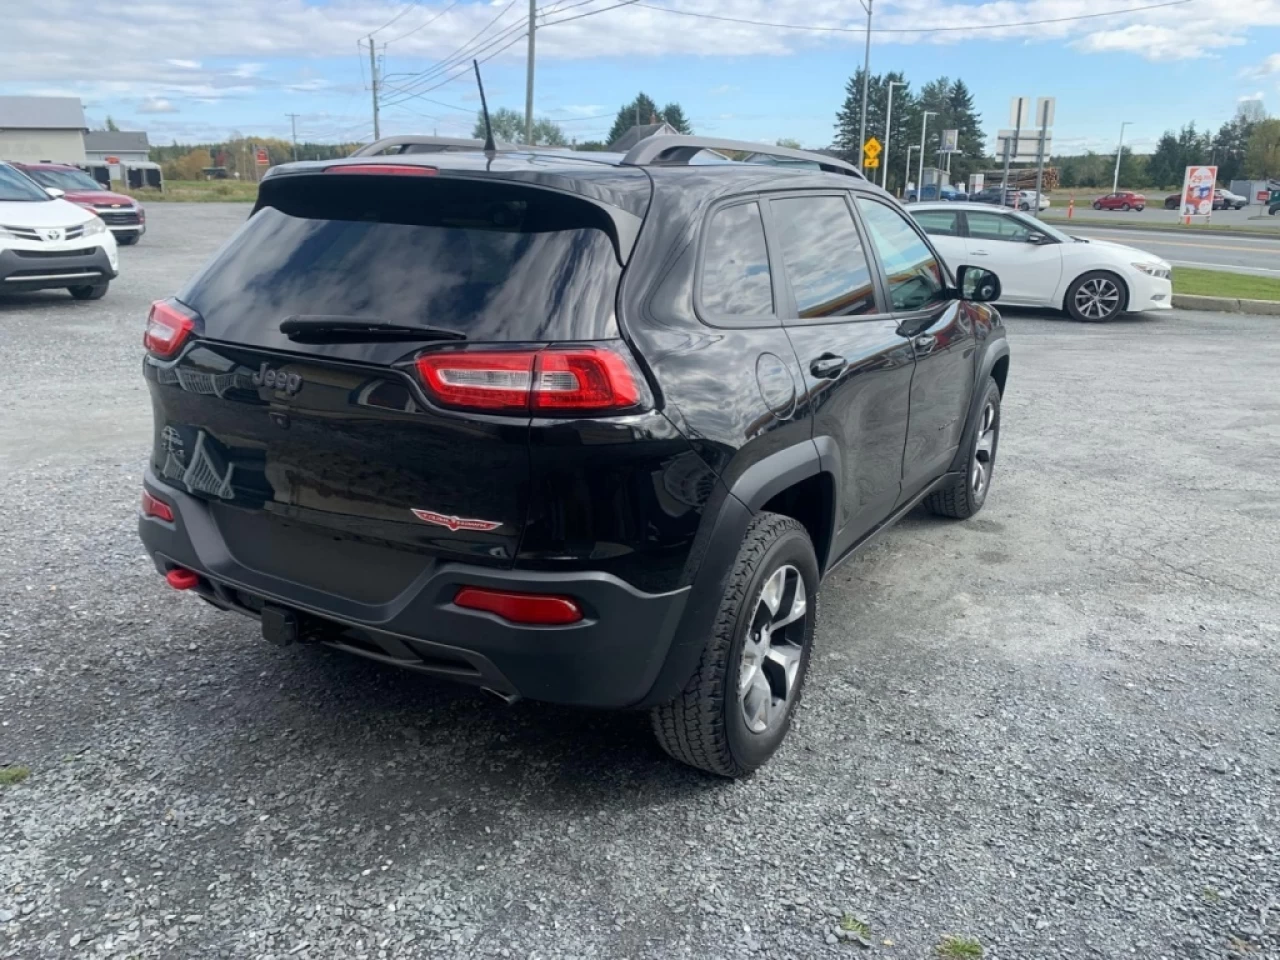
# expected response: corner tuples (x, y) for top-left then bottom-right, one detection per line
(366, 36), (380, 141)
(1032, 98), (1053, 219)
(1113, 120), (1132, 194)
(524, 0), (536, 145)
(882, 80), (904, 190)
(916, 110), (935, 202)
(286, 113), (299, 161)
(857, 0), (872, 171)
(904, 145), (918, 199)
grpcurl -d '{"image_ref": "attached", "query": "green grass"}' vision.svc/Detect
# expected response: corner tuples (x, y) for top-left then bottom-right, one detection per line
(1173, 268), (1280, 302)
(839, 914), (870, 938)
(936, 934), (984, 958)
(118, 179), (260, 203)
(1040, 211), (1280, 237)
(0, 766), (31, 786)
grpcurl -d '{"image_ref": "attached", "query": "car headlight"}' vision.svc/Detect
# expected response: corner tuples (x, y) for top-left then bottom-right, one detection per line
(1132, 262), (1170, 279)
(82, 216), (108, 237)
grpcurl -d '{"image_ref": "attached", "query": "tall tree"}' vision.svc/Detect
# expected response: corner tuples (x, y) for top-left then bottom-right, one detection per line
(1213, 105), (1260, 183)
(834, 69), (915, 192)
(660, 102), (692, 135)
(1246, 118), (1280, 178)
(607, 93), (659, 144)
(101, 116), (120, 132)
(472, 107), (565, 146)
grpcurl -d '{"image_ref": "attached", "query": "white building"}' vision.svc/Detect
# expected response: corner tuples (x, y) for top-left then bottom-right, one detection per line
(0, 96), (87, 164)
(84, 130), (151, 167)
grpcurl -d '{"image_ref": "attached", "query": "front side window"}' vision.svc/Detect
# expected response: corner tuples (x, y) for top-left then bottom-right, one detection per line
(0, 163), (52, 202)
(699, 202), (773, 317)
(966, 211), (1034, 243)
(855, 198), (946, 312)
(770, 195), (877, 318)
(28, 168), (103, 192)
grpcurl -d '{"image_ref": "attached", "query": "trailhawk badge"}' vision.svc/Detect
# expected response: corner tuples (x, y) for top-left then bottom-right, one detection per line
(411, 509), (502, 532)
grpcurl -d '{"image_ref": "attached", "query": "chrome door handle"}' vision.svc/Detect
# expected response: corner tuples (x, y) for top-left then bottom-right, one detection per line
(970, 250), (989, 256)
(914, 334), (937, 353)
(810, 354), (846, 379)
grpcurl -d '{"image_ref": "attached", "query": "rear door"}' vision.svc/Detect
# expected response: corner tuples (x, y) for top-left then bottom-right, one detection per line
(962, 209), (1062, 306)
(766, 192), (914, 556)
(148, 172), (629, 577)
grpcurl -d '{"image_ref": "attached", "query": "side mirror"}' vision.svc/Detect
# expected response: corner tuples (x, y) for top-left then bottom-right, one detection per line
(1027, 232), (1047, 244)
(957, 265), (1001, 303)
(45, 187), (65, 199)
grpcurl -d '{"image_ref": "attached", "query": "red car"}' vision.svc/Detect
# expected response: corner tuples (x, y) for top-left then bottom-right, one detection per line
(1092, 191), (1146, 212)
(11, 162), (145, 245)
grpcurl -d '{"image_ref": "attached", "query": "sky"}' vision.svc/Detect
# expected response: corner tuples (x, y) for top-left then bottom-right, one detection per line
(3, 0), (1278, 157)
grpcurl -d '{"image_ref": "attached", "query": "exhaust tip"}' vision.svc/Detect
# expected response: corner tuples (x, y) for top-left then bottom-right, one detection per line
(165, 568), (200, 590)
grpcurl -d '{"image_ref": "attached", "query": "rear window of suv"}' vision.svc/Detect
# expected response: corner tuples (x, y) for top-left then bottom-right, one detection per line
(181, 175), (624, 342)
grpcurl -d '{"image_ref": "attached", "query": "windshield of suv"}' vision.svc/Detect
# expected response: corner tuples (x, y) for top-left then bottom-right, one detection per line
(182, 175), (625, 343)
(0, 164), (53, 202)
(27, 168), (103, 192)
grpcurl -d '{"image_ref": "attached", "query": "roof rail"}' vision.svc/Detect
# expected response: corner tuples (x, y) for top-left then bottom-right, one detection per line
(349, 135), (576, 157)
(620, 135), (865, 179)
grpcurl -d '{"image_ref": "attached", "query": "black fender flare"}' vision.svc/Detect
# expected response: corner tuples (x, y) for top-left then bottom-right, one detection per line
(950, 337), (1010, 473)
(636, 439), (837, 708)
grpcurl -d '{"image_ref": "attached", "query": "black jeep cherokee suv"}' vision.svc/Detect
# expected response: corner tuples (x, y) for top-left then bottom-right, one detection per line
(138, 135), (1009, 777)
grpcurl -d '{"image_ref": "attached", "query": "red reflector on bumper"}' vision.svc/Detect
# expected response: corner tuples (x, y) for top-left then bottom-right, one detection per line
(165, 568), (200, 590)
(141, 490), (174, 522)
(454, 587), (583, 625)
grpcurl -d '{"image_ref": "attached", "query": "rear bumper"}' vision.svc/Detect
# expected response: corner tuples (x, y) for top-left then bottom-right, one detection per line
(138, 469), (691, 708)
(0, 245), (117, 290)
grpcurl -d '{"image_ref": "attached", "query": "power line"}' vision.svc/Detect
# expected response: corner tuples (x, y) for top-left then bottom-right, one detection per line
(387, 0), (519, 95)
(370, 0), (427, 37)
(386, 0), (462, 44)
(630, 0), (1192, 34)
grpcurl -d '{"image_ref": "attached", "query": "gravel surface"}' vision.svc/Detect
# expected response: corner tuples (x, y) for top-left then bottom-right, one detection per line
(2, 204), (1278, 960)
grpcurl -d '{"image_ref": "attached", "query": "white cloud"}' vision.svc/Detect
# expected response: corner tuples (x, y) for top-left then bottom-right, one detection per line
(1072, 23), (1243, 61)
(167, 59), (201, 70)
(710, 84), (740, 96)
(1239, 90), (1266, 101)
(138, 97), (179, 114)
(1241, 52), (1280, 77)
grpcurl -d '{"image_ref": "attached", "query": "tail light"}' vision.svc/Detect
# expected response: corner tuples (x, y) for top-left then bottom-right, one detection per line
(144, 300), (195, 358)
(165, 568), (200, 590)
(414, 346), (642, 416)
(454, 587), (583, 625)
(141, 489), (174, 522)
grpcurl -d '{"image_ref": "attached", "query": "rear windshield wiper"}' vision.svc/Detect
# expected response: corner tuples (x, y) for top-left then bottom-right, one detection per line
(279, 315), (466, 343)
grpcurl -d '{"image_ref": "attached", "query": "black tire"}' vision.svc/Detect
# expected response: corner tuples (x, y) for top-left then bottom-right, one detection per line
(651, 512), (819, 778)
(1135, 205), (1145, 212)
(1064, 270), (1126, 323)
(68, 282), (109, 301)
(1093, 201), (1103, 210)
(1165, 197), (1178, 210)
(925, 377), (1001, 520)
(117, 234), (140, 246)
(1019, 202), (1030, 211)
(1121, 202), (1131, 211)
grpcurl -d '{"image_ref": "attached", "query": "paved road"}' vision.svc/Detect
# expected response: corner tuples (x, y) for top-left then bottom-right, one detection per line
(1043, 203), (1275, 230)
(1068, 225), (1280, 278)
(2, 205), (1279, 960)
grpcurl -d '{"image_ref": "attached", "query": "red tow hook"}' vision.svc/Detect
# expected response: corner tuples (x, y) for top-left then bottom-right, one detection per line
(165, 568), (200, 590)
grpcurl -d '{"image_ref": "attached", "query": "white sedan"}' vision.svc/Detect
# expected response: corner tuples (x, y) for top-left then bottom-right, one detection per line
(912, 202), (1172, 322)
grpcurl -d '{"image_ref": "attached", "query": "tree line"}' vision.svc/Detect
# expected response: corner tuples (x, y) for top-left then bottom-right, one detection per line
(150, 137), (357, 181)
(472, 92), (693, 150)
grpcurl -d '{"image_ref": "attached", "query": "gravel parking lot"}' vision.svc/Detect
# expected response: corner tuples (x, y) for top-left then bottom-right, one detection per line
(2, 204), (1278, 960)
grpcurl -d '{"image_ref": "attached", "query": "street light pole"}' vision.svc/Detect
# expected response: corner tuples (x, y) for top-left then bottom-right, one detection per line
(904, 145), (918, 199)
(883, 80), (904, 190)
(916, 110), (936, 202)
(857, 0), (872, 171)
(1112, 120), (1132, 195)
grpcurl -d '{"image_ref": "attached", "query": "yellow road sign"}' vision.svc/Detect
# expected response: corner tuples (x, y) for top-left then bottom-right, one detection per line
(863, 137), (883, 159)
(863, 158), (880, 169)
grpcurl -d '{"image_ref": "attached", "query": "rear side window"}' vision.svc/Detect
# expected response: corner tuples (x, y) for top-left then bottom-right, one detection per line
(855, 198), (947, 312)
(967, 212), (1033, 242)
(699, 202), (773, 318)
(914, 209), (961, 237)
(770, 195), (877, 318)
(181, 176), (623, 342)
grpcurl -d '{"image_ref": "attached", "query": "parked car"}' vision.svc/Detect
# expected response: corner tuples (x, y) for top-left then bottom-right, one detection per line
(912, 201), (1171, 322)
(906, 185), (967, 202)
(1163, 189), (1246, 211)
(1093, 191), (1146, 211)
(12, 162), (146, 244)
(137, 135), (1010, 778)
(970, 186), (1021, 207)
(1017, 190), (1051, 212)
(1270, 198), (1280, 216)
(0, 161), (118, 300)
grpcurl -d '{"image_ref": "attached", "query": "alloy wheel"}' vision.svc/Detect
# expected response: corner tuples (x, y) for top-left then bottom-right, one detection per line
(739, 565), (807, 735)
(971, 400), (998, 499)
(1074, 276), (1122, 321)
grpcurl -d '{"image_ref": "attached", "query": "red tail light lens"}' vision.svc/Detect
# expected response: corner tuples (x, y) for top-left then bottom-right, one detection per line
(324, 164), (438, 176)
(415, 346), (642, 415)
(454, 587), (584, 625)
(141, 489), (174, 522)
(165, 568), (200, 590)
(144, 300), (195, 358)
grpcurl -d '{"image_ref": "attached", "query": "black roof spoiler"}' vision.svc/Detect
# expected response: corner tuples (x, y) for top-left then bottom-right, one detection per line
(620, 135), (865, 179)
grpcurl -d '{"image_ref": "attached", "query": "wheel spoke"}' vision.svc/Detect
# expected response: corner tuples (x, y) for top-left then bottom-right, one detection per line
(765, 643), (802, 698)
(773, 577), (807, 628)
(742, 669), (772, 733)
(738, 564), (810, 736)
(759, 567), (785, 617)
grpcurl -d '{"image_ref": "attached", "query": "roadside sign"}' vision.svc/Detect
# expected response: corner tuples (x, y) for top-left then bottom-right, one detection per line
(996, 130), (1052, 162)
(1179, 164), (1218, 220)
(1034, 97), (1056, 128)
(255, 148), (269, 165)
(941, 129), (959, 153)
(105, 155), (120, 165)
(1010, 97), (1032, 129)
(864, 158), (879, 169)
(863, 137), (882, 161)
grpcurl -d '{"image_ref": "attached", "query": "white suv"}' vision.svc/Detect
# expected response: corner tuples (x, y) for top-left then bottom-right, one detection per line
(0, 162), (119, 300)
